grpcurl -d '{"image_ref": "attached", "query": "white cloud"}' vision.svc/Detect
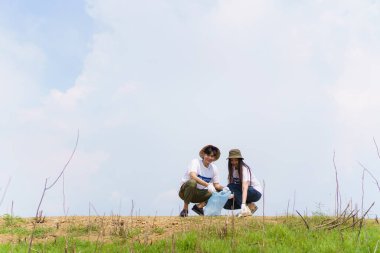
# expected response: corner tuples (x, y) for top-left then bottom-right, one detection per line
(211, 0), (272, 27)
(0, 28), (44, 110)
(1, 0), (380, 217)
(47, 86), (93, 110)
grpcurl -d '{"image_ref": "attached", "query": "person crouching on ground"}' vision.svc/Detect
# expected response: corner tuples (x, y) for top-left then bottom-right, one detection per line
(224, 149), (262, 217)
(178, 145), (228, 217)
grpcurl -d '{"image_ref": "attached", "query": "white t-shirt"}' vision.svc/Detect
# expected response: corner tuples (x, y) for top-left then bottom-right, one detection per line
(232, 165), (263, 194)
(181, 158), (220, 189)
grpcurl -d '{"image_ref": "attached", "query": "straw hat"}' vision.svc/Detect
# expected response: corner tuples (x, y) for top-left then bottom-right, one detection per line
(227, 149), (244, 159)
(199, 145), (221, 161)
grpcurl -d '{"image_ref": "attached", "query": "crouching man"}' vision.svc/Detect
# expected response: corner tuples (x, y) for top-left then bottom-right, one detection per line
(178, 145), (228, 217)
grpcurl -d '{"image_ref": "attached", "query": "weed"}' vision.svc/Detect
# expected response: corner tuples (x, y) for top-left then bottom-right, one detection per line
(152, 226), (164, 235)
(127, 228), (141, 238)
(68, 223), (100, 236)
(0, 216), (379, 252)
(2, 214), (25, 227)
(33, 227), (53, 238)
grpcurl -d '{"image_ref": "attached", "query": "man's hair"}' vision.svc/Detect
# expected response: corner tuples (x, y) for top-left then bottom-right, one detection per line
(203, 146), (218, 157)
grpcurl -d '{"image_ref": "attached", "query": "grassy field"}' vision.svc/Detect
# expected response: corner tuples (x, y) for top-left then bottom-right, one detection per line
(0, 214), (379, 252)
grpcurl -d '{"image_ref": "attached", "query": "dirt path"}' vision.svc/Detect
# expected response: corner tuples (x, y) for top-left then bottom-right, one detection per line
(0, 215), (280, 244)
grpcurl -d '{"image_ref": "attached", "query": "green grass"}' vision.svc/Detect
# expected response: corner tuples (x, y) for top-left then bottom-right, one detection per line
(2, 214), (25, 227)
(67, 223), (100, 236)
(152, 226), (165, 235)
(0, 214), (53, 239)
(0, 217), (379, 252)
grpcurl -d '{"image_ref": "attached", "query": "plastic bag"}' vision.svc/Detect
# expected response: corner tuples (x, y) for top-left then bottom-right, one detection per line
(204, 189), (231, 216)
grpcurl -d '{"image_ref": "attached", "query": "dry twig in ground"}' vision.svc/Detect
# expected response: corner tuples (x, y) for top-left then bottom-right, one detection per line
(333, 151), (342, 216)
(358, 162), (380, 192)
(28, 129), (79, 253)
(0, 177), (11, 208)
(296, 210), (309, 230)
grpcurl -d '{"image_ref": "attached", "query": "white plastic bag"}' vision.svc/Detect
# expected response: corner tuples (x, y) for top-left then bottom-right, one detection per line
(204, 189), (231, 216)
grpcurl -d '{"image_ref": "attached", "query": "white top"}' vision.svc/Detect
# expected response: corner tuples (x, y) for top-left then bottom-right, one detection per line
(181, 158), (220, 189)
(232, 165), (263, 194)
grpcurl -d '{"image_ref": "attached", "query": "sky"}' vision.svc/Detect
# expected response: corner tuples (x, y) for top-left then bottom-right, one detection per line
(1, 0), (380, 217)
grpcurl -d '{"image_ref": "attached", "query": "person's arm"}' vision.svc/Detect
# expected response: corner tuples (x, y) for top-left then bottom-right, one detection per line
(211, 166), (224, 191)
(241, 181), (249, 204)
(213, 183), (224, 191)
(189, 172), (209, 187)
(241, 165), (250, 204)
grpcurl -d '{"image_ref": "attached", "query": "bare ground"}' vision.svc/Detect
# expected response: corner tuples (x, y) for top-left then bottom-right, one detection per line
(0, 215), (279, 244)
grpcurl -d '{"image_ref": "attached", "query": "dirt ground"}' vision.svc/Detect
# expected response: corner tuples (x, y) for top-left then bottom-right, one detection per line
(0, 215), (277, 244)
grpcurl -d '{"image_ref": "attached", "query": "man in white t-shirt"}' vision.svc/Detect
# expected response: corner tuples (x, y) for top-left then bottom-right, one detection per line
(178, 145), (228, 217)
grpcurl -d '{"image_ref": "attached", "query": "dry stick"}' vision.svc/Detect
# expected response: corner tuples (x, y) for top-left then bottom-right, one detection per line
(62, 172), (67, 214)
(292, 190), (296, 216)
(374, 240), (379, 253)
(357, 202), (376, 241)
(11, 201), (14, 217)
(324, 209), (358, 230)
(315, 203), (350, 229)
(171, 234), (175, 253)
(286, 199), (290, 220)
(333, 151), (341, 216)
(361, 168), (365, 217)
(296, 210), (310, 230)
(28, 129), (79, 253)
(262, 180), (265, 224)
(130, 199), (135, 230)
(359, 162), (380, 192)
(341, 202), (375, 230)
(62, 181), (72, 251)
(130, 200), (134, 217)
(0, 177), (12, 207)
(89, 202), (100, 216)
(260, 180), (266, 249)
(94, 214), (106, 253)
(373, 137), (380, 160)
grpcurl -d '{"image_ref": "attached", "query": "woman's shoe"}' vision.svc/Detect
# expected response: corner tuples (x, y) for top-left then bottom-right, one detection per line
(248, 203), (258, 214)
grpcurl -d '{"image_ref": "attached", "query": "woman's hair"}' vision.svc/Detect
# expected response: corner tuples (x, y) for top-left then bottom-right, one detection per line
(228, 159), (252, 184)
(203, 146), (219, 157)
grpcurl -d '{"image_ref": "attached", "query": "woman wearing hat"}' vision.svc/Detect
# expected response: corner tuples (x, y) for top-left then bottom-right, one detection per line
(178, 145), (228, 217)
(224, 149), (262, 217)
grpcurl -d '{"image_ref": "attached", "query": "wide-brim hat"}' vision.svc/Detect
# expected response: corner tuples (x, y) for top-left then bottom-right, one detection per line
(227, 149), (244, 159)
(199, 145), (221, 161)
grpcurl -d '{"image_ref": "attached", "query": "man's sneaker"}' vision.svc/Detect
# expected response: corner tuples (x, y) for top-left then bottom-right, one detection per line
(191, 205), (204, 216)
(179, 209), (188, 217)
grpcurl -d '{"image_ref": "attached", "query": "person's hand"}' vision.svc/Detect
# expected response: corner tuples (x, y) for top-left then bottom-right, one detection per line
(207, 183), (216, 193)
(222, 186), (230, 192)
(238, 203), (251, 217)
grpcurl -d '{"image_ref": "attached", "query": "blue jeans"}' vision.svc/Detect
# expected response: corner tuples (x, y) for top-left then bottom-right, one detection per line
(224, 183), (262, 210)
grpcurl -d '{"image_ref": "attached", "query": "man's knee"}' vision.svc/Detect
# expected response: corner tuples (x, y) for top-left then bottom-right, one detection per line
(179, 179), (197, 199)
(186, 179), (197, 188)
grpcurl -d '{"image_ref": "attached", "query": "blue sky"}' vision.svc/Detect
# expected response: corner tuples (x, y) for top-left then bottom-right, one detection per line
(1, 0), (380, 217)
(0, 0), (93, 91)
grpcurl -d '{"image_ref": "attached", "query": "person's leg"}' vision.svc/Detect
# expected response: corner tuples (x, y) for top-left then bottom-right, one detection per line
(178, 179), (198, 216)
(246, 186), (262, 203)
(246, 186), (262, 214)
(179, 179), (198, 204)
(191, 189), (212, 204)
(187, 188), (212, 216)
(224, 184), (242, 210)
